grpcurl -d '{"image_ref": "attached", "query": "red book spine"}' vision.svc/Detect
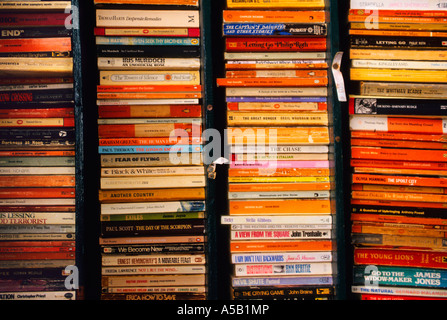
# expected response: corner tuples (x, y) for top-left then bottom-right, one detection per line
(354, 248), (447, 269)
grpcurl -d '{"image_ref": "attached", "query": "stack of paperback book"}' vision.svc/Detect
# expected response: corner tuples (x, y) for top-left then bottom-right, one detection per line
(0, 1), (77, 300)
(348, 0), (447, 300)
(218, 0), (336, 300)
(94, 0), (208, 300)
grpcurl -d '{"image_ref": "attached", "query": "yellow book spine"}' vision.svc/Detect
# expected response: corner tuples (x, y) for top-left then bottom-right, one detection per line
(351, 68), (447, 83)
(227, 112), (329, 126)
(350, 49), (447, 61)
(99, 70), (201, 86)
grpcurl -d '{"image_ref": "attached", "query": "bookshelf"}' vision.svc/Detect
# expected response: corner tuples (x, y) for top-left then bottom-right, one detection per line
(11, 0), (444, 301)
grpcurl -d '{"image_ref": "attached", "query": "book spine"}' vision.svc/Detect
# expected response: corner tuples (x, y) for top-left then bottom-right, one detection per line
(350, 0), (447, 10)
(351, 35), (447, 49)
(223, 23), (327, 36)
(222, 10), (327, 23)
(228, 190), (331, 200)
(234, 262), (333, 276)
(97, 57), (201, 70)
(350, 116), (447, 134)
(100, 153), (202, 167)
(226, 0), (325, 9)
(98, 145), (202, 154)
(100, 166), (204, 177)
(352, 285), (447, 298)
(102, 253), (206, 266)
(352, 173), (447, 188)
(96, 10), (200, 28)
(94, 27), (200, 38)
(96, 36), (200, 46)
(101, 220), (206, 237)
(0, 27), (72, 39)
(96, 45), (201, 58)
(221, 215), (332, 225)
(353, 265), (447, 288)
(101, 243), (205, 254)
(0, 212), (75, 225)
(101, 200), (206, 215)
(225, 37), (327, 51)
(232, 276), (333, 287)
(353, 248), (447, 269)
(0, 13), (70, 27)
(98, 188), (205, 203)
(349, 97), (447, 116)
(231, 229), (331, 240)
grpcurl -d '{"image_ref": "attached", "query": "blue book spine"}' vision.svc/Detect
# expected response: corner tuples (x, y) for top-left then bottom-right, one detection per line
(354, 266), (447, 288)
(95, 36), (200, 46)
(226, 96), (327, 103)
(98, 144), (203, 154)
(232, 276), (333, 287)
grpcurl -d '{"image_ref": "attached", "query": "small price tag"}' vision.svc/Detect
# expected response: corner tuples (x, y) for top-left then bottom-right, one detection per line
(332, 51), (347, 102)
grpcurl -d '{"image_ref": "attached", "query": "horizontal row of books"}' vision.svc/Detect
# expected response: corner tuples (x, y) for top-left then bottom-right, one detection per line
(348, 0), (447, 300)
(219, 0), (336, 300)
(94, 0), (208, 301)
(0, 1), (77, 300)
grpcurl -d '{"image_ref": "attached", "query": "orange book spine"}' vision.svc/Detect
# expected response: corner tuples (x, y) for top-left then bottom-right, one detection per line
(351, 147), (447, 162)
(349, 9), (447, 17)
(351, 130), (447, 142)
(349, 29), (447, 37)
(348, 14), (447, 23)
(230, 240), (333, 252)
(351, 138), (447, 150)
(352, 173), (447, 187)
(97, 92), (202, 99)
(225, 37), (327, 51)
(0, 151), (75, 156)
(217, 77), (328, 87)
(222, 10), (326, 23)
(351, 223), (447, 238)
(352, 190), (447, 203)
(98, 187), (206, 203)
(351, 199), (447, 209)
(228, 182), (332, 192)
(99, 136), (201, 146)
(0, 38), (71, 53)
(228, 168), (331, 177)
(0, 188), (75, 199)
(227, 127), (330, 144)
(351, 159), (447, 171)
(227, 102), (327, 111)
(96, 85), (202, 92)
(98, 104), (202, 118)
(98, 123), (201, 138)
(225, 70), (328, 78)
(229, 199), (331, 215)
(352, 221), (447, 230)
(353, 166), (447, 176)
(351, 184), (447, 194)
(225, 62), (329, 70)
(351, 213), (447, 226)
(94, 0), (198, 4)
(0, 175), (75, 187)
